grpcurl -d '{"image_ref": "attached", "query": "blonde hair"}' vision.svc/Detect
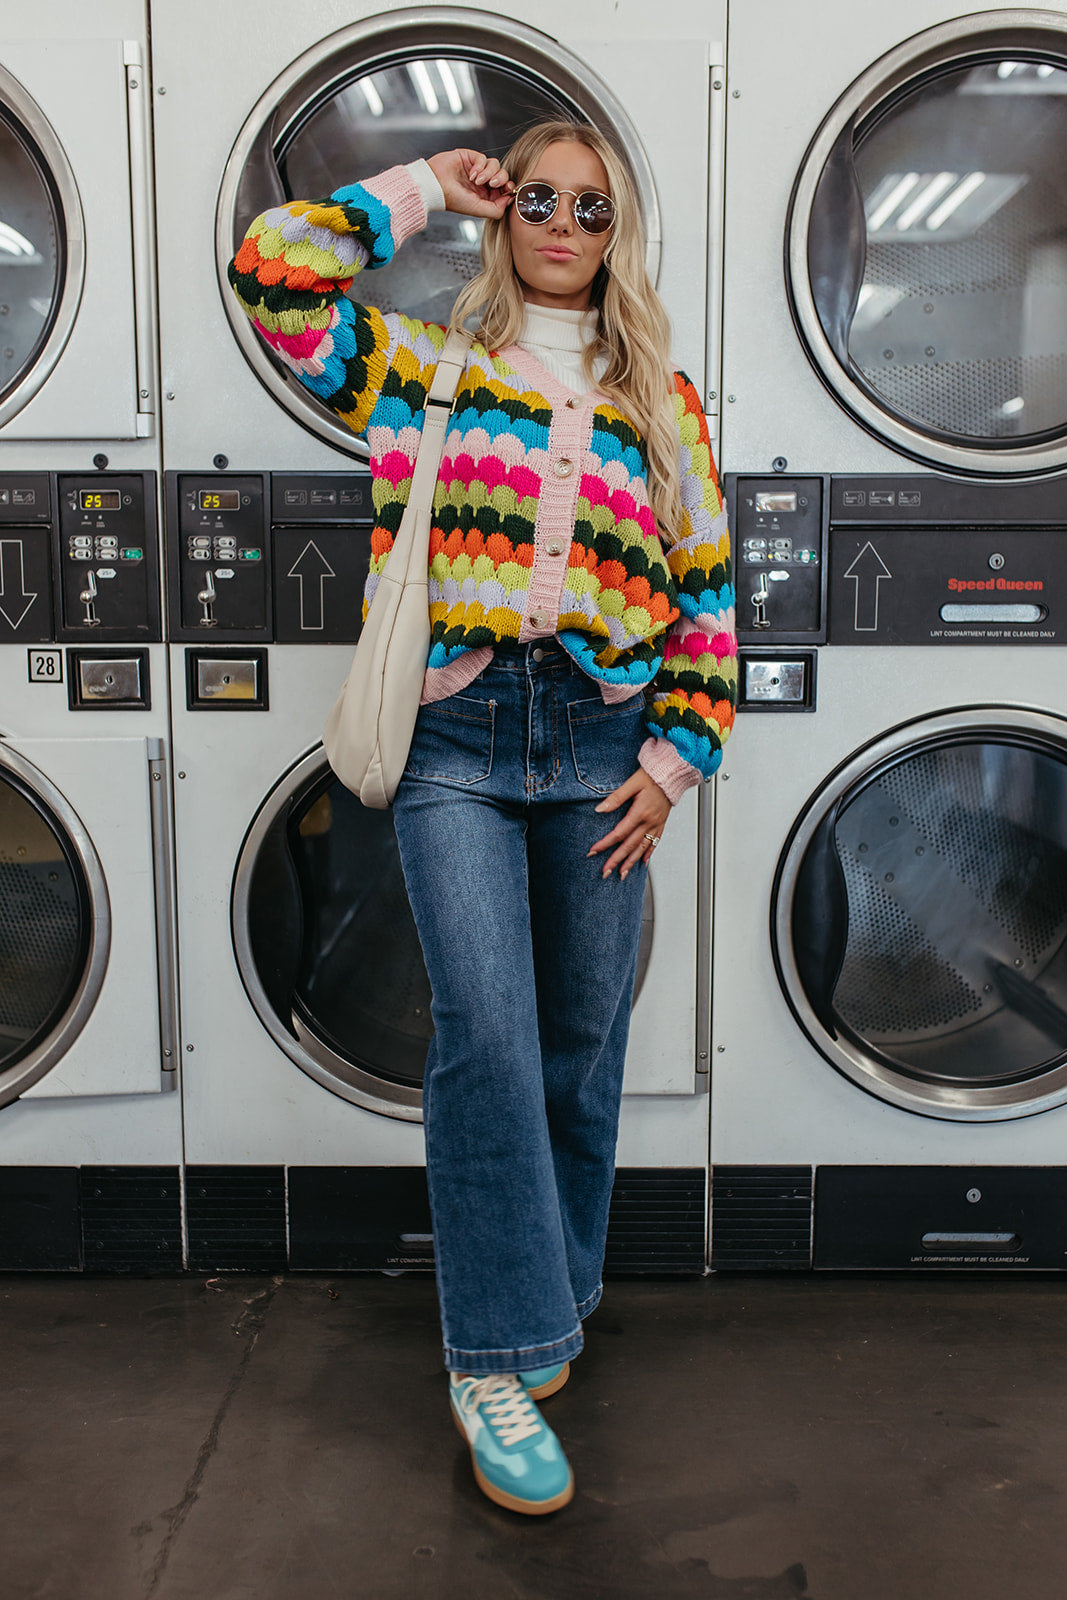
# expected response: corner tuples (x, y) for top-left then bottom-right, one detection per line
(449, 120), (683, 542)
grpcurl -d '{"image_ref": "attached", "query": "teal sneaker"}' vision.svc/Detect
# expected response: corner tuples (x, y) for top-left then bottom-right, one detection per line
(518, 1361), (570, 1400)
(449, 1373), (575, 1514)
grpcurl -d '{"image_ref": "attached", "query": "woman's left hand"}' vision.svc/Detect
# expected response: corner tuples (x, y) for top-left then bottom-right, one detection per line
(588, 769), (671, 880)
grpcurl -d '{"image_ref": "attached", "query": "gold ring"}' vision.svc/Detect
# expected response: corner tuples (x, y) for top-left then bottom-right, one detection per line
(643, 833), (660, 847)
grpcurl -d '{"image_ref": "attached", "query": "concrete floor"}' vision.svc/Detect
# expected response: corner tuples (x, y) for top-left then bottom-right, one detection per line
(4, 1273), (1066, 1600)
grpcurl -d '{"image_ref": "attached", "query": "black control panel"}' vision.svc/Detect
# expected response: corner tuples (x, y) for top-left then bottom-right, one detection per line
(165, 472), (373, 644)
(727, 473), (1067, 649)
(726, 476), (828, 643)
(0, 472), (160, 643)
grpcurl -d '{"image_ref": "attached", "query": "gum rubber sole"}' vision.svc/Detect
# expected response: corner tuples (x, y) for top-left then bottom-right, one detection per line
(524, 1361), (571, 1401)
(451, 1405), (575, 1515)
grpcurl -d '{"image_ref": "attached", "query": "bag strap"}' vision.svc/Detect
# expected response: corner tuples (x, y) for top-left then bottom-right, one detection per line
(406, 326), (474, 514)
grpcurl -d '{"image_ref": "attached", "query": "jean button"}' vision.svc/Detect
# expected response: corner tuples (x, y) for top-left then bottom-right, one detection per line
(532, 647), (545, 662)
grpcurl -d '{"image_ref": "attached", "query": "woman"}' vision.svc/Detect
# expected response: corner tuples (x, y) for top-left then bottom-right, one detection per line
(231, 120), (735, 1515)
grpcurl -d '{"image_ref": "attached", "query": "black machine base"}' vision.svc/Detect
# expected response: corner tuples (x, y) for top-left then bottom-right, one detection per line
(711, 1165), (1067, 1271)
(0, 1166), (706, 1275)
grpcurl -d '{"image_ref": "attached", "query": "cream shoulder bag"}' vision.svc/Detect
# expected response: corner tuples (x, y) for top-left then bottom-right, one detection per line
(322, 326), (473, 808)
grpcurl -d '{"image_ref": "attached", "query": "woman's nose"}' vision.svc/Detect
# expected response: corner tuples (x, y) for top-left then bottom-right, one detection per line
(547, 197), (575, 234)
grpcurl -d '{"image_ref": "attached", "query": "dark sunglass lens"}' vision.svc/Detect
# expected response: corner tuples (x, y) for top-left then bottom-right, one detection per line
(575, 192), (615, 234)
(515, 183), (557, 223)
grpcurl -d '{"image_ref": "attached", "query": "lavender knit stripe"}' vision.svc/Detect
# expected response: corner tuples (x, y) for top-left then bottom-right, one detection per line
(517, 398), (592, 643)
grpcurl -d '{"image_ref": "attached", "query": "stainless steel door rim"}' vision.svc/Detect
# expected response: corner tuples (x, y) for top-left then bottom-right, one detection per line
(773, 703), (1067, 1120)
(787, 9), (1067, 475)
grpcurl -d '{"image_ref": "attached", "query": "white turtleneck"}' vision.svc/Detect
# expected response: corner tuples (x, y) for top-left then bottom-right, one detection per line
(407, 159), (607, 396)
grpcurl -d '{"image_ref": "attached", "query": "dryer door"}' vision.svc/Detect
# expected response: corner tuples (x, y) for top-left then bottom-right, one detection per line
(216, 9), (658, 460)
(0, 745), (108, 1108)
(788, 11), (1067, 476)
(0, 61), (82, 430)
(232, 747), (658, 1117)
(774, 707), (1067, 1122)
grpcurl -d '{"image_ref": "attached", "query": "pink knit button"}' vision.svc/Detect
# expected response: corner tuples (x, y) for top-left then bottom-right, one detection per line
(529, 611), (549, 628)
(566, 397), (579, 409)
(546, 540), (565, 556)
(553, 458), (574, 477)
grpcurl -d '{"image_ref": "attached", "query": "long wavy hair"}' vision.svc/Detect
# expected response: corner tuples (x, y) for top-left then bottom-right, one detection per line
(448, 120), (683, 542)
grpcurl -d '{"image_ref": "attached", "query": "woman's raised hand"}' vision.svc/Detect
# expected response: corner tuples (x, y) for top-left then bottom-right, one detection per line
(427, 149), (513, 219)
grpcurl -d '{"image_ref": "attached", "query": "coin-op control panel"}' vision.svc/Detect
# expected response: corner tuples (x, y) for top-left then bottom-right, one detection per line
(165, 472), (374, 644)
(726, 476), (827, 643)
(0, 472), (161, 643)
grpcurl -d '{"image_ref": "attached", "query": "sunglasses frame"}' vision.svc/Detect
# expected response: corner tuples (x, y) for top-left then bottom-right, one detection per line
(512, 181), (616, 236)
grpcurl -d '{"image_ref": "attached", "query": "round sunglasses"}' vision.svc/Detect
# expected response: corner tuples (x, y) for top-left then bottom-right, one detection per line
(512, 181), (616, 236)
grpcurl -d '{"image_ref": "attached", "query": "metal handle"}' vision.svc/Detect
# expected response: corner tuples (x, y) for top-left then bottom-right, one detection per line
(705, 64), (727, 420)
(79, 568), (100, 627)
(124, 42), (158, 438)
(197, 570), (217, 628)
(147, 740), (179, 1088)
(750, 576), (770, 629)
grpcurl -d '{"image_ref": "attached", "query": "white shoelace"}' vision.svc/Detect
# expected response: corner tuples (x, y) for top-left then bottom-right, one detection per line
(458, 1375), (542, 1447)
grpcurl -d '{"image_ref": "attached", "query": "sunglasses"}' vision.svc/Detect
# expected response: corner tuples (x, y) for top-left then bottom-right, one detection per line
(512, 181), (616, 236)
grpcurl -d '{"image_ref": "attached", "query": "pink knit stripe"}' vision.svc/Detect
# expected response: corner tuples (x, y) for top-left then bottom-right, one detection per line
(638, 736), (701, 805)
(515, 387), (593, 642)
(421, 647), (493, 705)
(361, 166), (428, 246)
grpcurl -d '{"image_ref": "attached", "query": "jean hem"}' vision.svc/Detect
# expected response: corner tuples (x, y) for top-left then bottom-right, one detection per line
(444, 1325), (584, 1375)
(576, 1283), (602, 1320)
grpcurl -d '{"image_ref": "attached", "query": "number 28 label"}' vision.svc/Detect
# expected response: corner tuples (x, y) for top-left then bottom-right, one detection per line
(28, 649), (62, 683)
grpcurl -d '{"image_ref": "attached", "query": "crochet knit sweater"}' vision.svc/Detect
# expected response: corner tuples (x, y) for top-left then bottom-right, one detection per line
(229, 165), (736, 798)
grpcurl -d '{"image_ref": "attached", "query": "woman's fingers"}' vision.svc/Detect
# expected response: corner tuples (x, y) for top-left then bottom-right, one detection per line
(427, 150), (513, 216)
(588, 770), (670, 879)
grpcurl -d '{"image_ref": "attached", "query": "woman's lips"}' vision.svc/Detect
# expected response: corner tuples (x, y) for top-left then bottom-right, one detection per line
(538, 247), (577, 261)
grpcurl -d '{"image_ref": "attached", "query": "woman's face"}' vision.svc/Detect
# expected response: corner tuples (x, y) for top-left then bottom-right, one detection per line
(507, 140), (612, 312)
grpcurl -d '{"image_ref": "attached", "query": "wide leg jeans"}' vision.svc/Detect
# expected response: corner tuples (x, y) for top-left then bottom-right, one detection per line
(391, 644), (648, 1374)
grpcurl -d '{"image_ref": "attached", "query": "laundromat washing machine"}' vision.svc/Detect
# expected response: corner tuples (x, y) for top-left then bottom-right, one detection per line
(150, 0), (727, 1270)
(0, 2), (181, 1270)
(712, 3), (1067, 1271)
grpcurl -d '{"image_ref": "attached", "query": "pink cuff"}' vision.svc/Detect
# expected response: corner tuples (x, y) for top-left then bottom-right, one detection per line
(361, 165), (428, 249)
(638, 736), (702, 806)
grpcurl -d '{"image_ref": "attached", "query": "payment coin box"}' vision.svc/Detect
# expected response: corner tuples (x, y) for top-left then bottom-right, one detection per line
(172, 476), (269, 639)
(727, 476), (828, 643)
(58, 476), (161, 640)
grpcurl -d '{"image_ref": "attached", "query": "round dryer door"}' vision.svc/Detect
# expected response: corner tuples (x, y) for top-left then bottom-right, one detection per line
(231, 746), (653, 1119)
(0, 746), (108, 1107)
(788, 11), (1067, 475)
(0, 63), (83, 429)
(773, 708), (1067, 1122)
(216, 8), (658, 459)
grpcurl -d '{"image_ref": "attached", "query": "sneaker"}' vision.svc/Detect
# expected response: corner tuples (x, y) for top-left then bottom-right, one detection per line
(518, 1361), (570, 1400)
(449, 1373), (575, 1515)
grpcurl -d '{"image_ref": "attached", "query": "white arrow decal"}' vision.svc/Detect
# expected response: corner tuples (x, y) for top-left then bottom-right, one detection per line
(844, 542), (892, 632)
(287, 540), (336, 631)
(0, 539), (37, 629)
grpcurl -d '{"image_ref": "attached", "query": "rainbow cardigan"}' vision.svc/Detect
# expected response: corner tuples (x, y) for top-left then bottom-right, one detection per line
(229, 166), (736, 796)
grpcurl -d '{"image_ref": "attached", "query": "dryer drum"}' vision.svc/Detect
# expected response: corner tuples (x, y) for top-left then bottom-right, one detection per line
(0, 751), (107, 1107)
(774, 710), (1067, 1120)
(0, 61), (82, 431)
(787, 10), (1067, 475)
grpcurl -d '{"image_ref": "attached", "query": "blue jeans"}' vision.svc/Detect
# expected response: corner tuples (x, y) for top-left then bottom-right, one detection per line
(391, 643), (648, 1374)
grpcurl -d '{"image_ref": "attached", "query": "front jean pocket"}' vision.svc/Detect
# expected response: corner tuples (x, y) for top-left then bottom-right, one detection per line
(566, 696), (645, 795)
(404, 694), (496, 785)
